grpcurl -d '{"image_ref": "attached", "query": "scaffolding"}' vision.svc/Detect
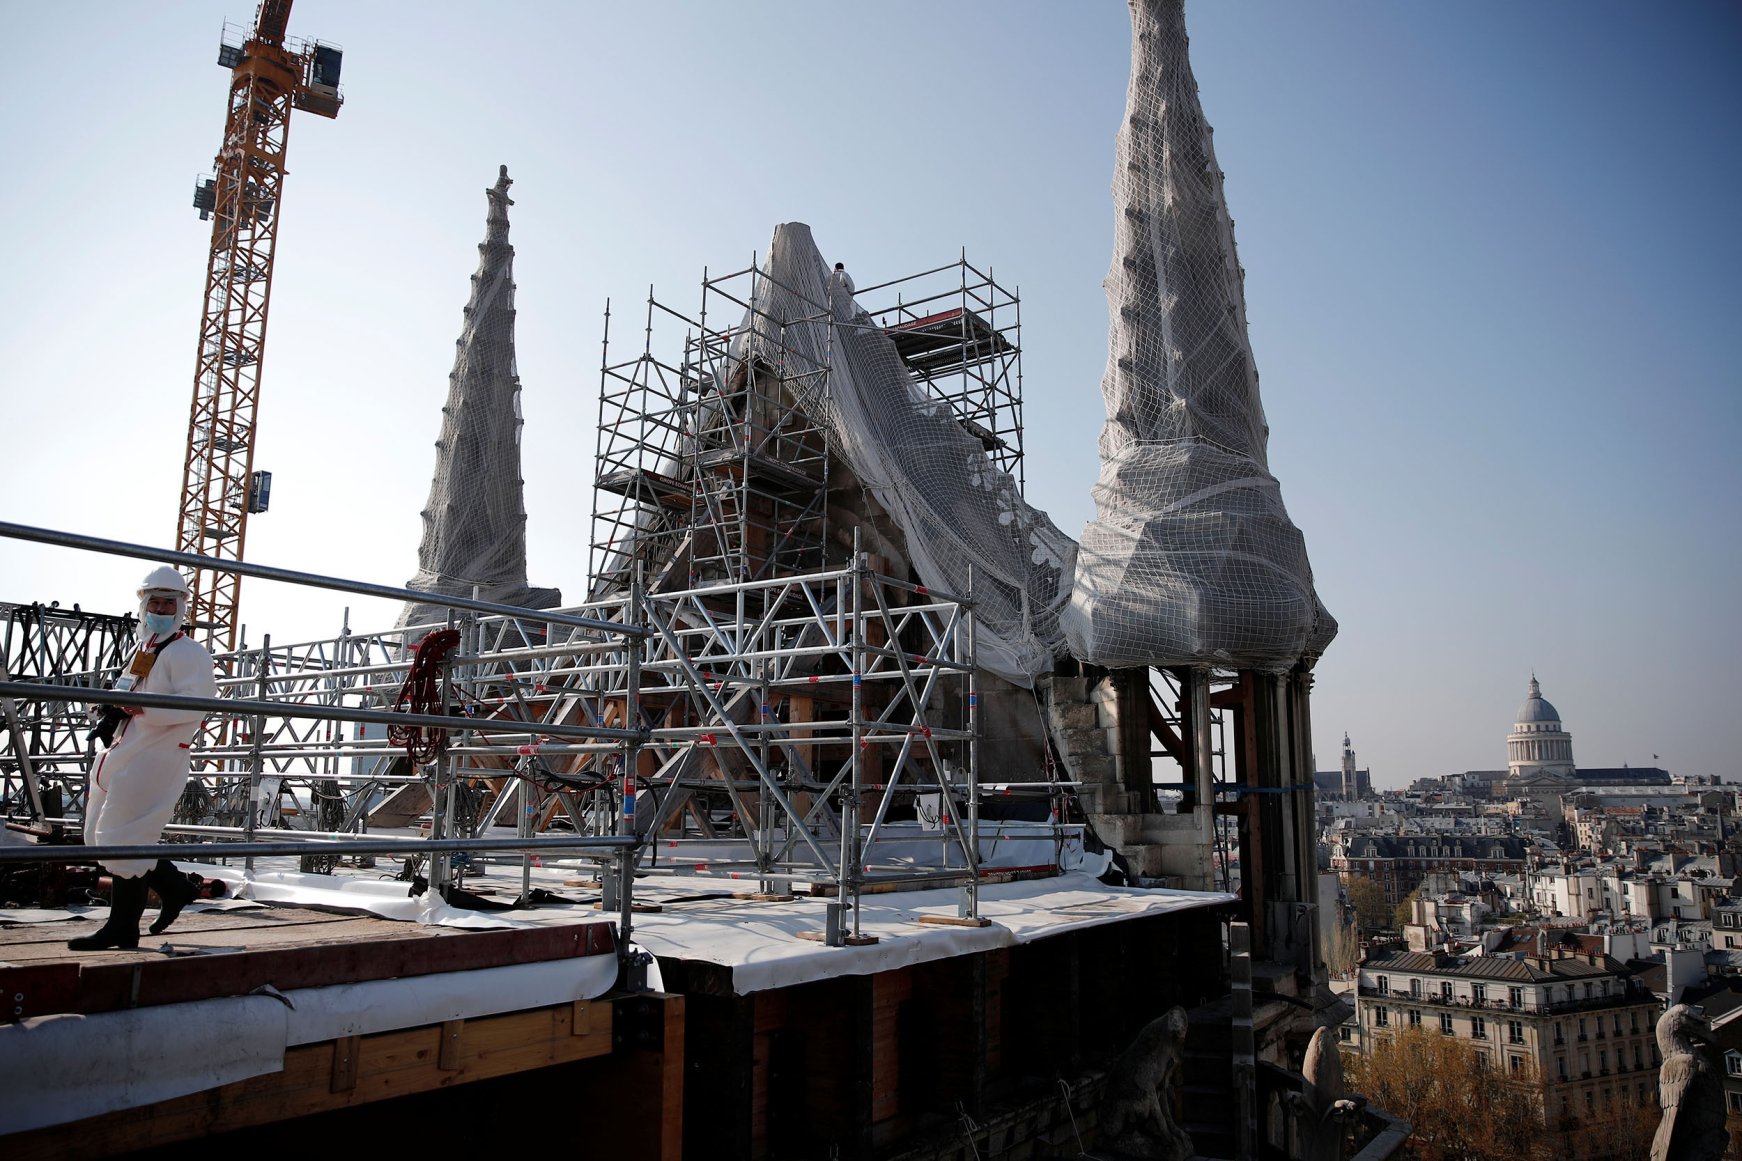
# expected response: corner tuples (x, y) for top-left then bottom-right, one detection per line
(0, 602), (136, 827)
(860, 255), (1024, 488)
(0, 520), (1084, 941)
(591, 252), (1026, 601)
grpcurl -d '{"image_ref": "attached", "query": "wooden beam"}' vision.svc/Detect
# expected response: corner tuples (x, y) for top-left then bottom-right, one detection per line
(329, 1035), (358, 1094)
(60, 920), (615, 1015)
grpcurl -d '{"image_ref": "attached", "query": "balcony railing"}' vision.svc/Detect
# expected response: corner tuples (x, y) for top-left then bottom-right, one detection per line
(1356, 986), (1654, 1016)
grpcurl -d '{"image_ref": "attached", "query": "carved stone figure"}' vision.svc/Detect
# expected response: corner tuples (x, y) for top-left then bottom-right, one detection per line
(1098, 1006), (1195, 1161)
(1296, 1025), (1359, 1161)
(1651, 1003), (1729, 1161)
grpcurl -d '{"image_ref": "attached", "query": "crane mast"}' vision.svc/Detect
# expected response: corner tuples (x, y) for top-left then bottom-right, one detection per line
(178, 0), (342, 653)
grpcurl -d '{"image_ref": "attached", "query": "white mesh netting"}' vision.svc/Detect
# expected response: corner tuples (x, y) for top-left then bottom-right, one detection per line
(731, 223), (1077, 687)
(401, 167), (560, 628)
(1061, 0), (1335, 671)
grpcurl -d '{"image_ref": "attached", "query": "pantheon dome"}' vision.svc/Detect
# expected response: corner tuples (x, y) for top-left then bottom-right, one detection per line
(1507, 675), (1575, 779)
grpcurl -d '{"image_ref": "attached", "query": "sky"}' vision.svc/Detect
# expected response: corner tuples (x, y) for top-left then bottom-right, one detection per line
(2, 2), (1738, 789)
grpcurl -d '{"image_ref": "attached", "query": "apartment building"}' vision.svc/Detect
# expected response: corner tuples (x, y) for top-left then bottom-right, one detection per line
(1357, 945), (1661, 1150)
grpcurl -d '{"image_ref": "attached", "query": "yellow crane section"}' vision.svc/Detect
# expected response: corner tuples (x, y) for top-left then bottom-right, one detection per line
(178, 0), (342, 652)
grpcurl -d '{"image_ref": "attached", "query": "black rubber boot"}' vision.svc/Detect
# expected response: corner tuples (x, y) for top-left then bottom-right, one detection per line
(146, 858), (199, 936)
(67, 874), (148, 951)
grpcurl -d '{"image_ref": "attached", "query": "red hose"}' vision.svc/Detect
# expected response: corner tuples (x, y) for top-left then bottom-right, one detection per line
(389, 629), (462, 764)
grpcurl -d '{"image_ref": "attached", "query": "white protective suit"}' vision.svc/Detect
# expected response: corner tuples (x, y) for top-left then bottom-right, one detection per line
(84, 568), (218, 877)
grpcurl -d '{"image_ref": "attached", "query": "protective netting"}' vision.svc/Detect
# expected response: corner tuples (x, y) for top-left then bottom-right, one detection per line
(401, 167), (560, 628)
(731, 223), (1077, 687)
(1061, 0), (1335, 671)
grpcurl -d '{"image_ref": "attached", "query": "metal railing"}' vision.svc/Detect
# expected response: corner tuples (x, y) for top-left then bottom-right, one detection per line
(1, 518), (1006, 950)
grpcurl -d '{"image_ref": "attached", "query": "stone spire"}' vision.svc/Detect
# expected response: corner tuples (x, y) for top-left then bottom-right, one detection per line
(1064, 0), (1335, 670)
(400, 166), (560, 628)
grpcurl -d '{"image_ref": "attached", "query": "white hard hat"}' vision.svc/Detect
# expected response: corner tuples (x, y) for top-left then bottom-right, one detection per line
(139, 565), (191, 596)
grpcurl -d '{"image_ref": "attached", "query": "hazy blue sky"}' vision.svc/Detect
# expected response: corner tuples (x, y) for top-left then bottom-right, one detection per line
(2, 2), (1737, 787)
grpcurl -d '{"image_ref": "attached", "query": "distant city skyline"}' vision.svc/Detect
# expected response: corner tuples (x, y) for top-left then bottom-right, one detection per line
(2, 2), (1736, 788)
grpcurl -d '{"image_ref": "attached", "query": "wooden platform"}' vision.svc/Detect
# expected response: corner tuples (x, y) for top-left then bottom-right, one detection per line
(0, 902), (684, 1161)
(0, 902), (615, 1018)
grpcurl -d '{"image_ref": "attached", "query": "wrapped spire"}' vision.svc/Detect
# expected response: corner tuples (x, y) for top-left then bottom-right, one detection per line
(1063, 0), (1335, 670)
(401, 166), (560, 628)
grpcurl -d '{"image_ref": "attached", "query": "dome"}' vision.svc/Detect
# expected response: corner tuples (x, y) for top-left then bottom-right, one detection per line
(1515, 676), (1560, 725)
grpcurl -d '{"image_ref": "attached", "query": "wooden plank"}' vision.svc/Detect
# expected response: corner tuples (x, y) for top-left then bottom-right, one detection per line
(655, 993), (686, 1160)
(869, 969), (912, 1124)
(65, 918), (615, 1014)
(437, 1018), (464, 1070)
(329, 1034), (359, 1093)
(0, 998), (616, 1161)
(588, 992), (687, 1161)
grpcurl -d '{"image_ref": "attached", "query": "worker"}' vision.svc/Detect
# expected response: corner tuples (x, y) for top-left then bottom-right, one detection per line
(70, 566), (217, 950)
(830, 261), (855, 299)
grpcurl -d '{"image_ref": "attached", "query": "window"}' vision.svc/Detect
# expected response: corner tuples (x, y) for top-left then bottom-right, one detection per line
(1578, 1018), (1589, 1041)
(1584, 983), (1594, 999)
(1473, 983), (1487, 1004)
(1554, 1021), (1566, 1046)
(1509, 1021), (1525, 1044)
(1472, 1016), (1488, 1040)
(1613, 1014), (1623, 1035)
(1441, 1013), (1455, 1035)
(1410, 978), (1421, 998)
(1376, 1007), (1389, 1028)
(1727, 1051), (1742, 1078)
(1441, 981), (1454, 1002)
(1557, 1056), (1568, 1081)
(1599, 1049), (1608, 1073)
(1637, 1045), (1646, 1070)
(1339, 1026), (1352, 1042)
(1377, 976), (1390, 996)
(1408, 1009), (1422, 1028)
(1585, 1091), (1596, 1113)
(1509, 986), (1524, 1009)
(1510, 1055), (1525, 1075)
(1728, 1092), (1742, 1115)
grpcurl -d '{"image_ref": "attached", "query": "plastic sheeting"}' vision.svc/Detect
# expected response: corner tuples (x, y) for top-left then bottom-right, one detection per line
(618, 870), (1231, 994)
(401, 167), (560, 628)
(0, 956), (619, 1134)
(1063, 0), (1334, 671)
(0, 996), (289, 1134)
(732, 223), (1077, 687)
(198, 862), (537, 929)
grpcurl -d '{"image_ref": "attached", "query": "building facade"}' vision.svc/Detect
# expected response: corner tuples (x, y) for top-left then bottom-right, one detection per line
(1357, 946), (1661, 1152)
(1332, 834), (1529, 907)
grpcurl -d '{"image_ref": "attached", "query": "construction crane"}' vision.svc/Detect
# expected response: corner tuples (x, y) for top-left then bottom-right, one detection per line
(178, 0), (342, 653)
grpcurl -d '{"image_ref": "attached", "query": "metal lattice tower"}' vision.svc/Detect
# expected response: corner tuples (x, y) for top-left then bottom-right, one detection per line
(176, 0), (343, 653)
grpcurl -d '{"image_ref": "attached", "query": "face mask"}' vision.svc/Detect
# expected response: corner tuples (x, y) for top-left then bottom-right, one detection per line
(143, 611), (180, 636)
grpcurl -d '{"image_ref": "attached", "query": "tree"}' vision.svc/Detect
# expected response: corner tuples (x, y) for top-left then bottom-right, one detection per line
(1342, 1028), (1553, 1161)
(1395, 886), (1423, 929)
(1344, 873), (1391, 933)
